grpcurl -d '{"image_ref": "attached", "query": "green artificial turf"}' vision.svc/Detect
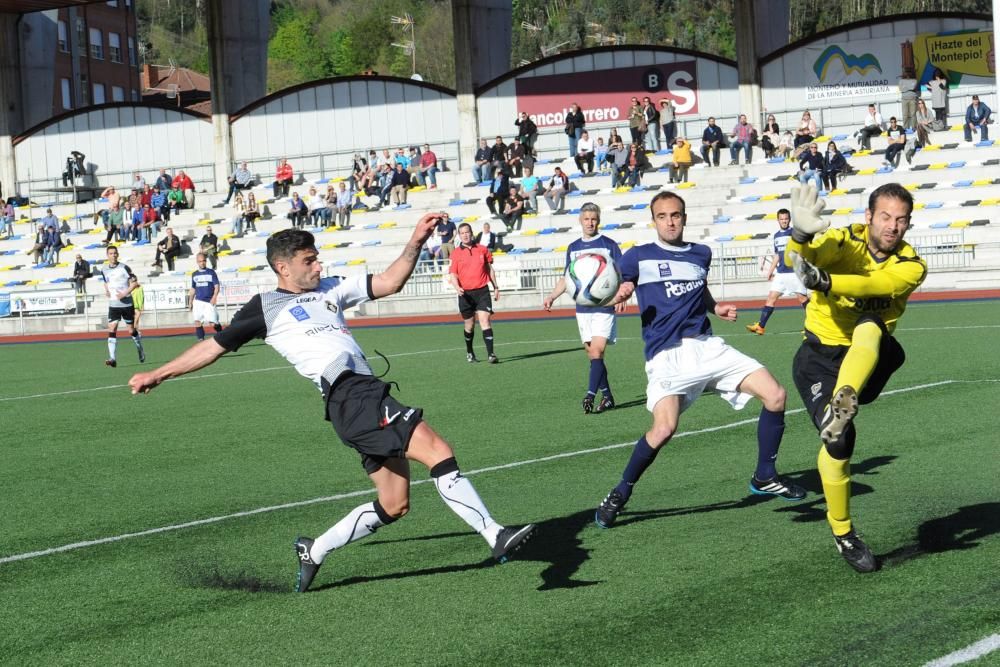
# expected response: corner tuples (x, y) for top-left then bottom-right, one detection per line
(1, 300), (998, 665)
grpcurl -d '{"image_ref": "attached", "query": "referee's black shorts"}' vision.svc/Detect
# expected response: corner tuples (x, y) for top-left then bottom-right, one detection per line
(458, 286), (493, 319)
(792, 330), (905, 430)
(323, 373), (423, 474)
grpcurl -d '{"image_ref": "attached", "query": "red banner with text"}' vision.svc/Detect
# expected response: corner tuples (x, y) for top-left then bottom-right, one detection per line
(514, 61), (699, 128)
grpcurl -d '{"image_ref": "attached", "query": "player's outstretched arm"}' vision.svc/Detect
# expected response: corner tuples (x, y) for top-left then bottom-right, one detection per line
(129, 339), (227, 394)
(371, 212), (442, 298)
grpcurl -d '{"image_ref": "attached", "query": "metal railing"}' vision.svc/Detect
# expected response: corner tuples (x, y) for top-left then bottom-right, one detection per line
(16, 163), (217, 207)
(234, 141), (462, 188)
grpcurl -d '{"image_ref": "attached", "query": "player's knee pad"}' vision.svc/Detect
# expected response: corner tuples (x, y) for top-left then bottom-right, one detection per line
(823, 423), (856, 460)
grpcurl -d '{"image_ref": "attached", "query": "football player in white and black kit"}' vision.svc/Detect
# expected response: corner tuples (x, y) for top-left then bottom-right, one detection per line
(129, 214), (536, 593)
(102, 245), (145, 367)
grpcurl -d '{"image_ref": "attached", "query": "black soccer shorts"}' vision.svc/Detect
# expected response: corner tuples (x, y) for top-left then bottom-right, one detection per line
(458, 286), (493, 320)
(792, 331), (905, 431)
(108, 306), (136, 324)
(324, 373), (423, 474)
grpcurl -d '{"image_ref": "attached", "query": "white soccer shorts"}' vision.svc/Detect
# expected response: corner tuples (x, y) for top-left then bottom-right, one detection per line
(576, 311), (617, 345)
(645, 335), (764, 413)
(191, 300), (220, 324)
(770, 271), (808, 297)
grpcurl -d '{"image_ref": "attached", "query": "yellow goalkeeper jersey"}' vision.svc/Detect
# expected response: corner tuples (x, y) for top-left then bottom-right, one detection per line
(788, 224), (927, 346)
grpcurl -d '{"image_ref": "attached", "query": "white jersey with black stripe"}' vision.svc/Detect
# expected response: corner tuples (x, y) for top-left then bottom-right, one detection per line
(215, 274), (374, 392)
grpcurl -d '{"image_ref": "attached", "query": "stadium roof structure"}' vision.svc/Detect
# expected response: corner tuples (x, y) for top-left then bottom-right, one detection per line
(0, 0), (105, 13)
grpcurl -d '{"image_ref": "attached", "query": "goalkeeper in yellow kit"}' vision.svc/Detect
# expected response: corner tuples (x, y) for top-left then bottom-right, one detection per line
(785, 182), (927, 573)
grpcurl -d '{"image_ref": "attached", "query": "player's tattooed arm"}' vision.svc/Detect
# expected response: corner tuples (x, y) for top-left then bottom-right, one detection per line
(372, 212), (442, 298)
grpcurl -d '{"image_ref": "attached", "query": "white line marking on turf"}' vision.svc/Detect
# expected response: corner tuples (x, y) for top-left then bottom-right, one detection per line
(1, 378), (982, 566)
(924, 634), (1000, 667)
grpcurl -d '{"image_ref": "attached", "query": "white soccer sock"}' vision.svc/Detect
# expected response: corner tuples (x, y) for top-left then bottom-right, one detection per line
(310, 502), (386, 564)
(107, 336), (117, 360)
(433, 470), (502, 547)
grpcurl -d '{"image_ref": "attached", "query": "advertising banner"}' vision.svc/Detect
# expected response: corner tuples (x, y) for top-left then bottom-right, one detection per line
(803, 38), (898, 103)
(10, 289), (77, 314)
(914, 29), (995, 85)
(514, 61), (699, 128)
(0, 293), (10, 317)
(144, 281), (187, 310)
(221, 280), (256, 306)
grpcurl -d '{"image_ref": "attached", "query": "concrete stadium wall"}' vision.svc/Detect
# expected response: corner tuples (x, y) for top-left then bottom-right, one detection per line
(12, 104), (214, 193)
(761, 14), (994, 132)
(476, 47), (740, 153)
(229, 77), (460, 181)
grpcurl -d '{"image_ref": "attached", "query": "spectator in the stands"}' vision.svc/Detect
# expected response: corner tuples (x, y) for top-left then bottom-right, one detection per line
(390, 163), (410, 205)
(473, 138), (493, 183)
(287, 192), (308, 228)
(543, 166), (569, 212)
(507, 137), (526, 178)
(167, 184), (186, 214)
(856, 103), (884, 151)
(131, 172), (146, 191)
(336, 181), (354, 229)
(40, 207), (59, 231)
(519, 165), (542, 213)
(150, 186), (168, 223)
(101, 185), (121, 210)
(418, 143), (438, 188)
(219, 161), (253, 206)
(153, 227), (182, 271)
(199, 225), (219, 269)
(515, 111), (538, 157)
(798, 142), (823, 190)
(27, 222), (46, 264)
(103, 205), (123, 245)
(307, 185), (330, 226)
(475, 221), (501, 251)
(929, 68), (949, 125)
(761, 113), (781, 158)
(485, 165), (510, 217)
(566, 103), (585, 157)
(244, 192), (260, 233)
(1, 198), (14, 239)
(624, 142), (651, 187)
(594, 137), (608, 172)
(575, 130), (595, 175)
(230, 192), (246, 236)
(669, 136), (693, 183)
(171, 170), (195, 209)
(628, 97), (644, 146)
(274, 158), (294, 199)
(794, 110), (817, 148)
(729, 114), (755, 165)
(642, 96), (660, 151)
(821, 141), (849, 191)
(701, 117), (724, 167)
(883, 117), (907, 168)
(606, 138), (629, 187)
(72, 254), (91, 294)
(775, 130), (794, 159)
(964, 94), (991, 142)
(154, 168), (172, 193)
(378, 164), (394, 206)
(42, 224), (62, 266)
(660, 98), (677, 148)
(501, 185), (525, 231)
(490, 136), (508, 173)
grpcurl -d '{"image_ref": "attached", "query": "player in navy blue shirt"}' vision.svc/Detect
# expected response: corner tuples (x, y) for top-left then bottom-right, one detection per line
(543, 203), (624, 413)
(746, 208), (809, 335)
(595, 191), (806, 529)
(189, 253), (222, 340)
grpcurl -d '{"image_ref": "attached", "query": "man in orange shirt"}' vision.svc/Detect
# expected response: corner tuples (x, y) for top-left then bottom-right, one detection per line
(448, 222), (501, 364)
(274, 158), (294, 199)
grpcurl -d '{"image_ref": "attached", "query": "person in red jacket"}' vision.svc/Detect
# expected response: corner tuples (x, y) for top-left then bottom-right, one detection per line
(274, 158), (294, 199)
(171, 170), (195, 209)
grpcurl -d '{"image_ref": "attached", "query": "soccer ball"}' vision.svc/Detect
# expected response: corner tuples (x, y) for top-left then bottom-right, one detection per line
(568, 253), (621, 307)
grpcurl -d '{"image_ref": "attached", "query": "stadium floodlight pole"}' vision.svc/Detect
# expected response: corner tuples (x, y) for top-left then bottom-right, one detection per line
(390, 14), (416, 76)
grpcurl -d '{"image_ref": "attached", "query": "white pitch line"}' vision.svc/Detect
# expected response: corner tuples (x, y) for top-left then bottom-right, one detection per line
(924, 634), (1000, 667)
(0, 378), (970, 566)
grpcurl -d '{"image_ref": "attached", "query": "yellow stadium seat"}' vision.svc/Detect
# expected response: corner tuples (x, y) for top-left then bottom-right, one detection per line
(734, 234), (753, 241)
(904, 184), (919, 191)
(950, 221), (971, 228)
(347, 258), (366, 265)
(979, 199), (999, 206)
(321, 243), (339, 250)
(676, 182), (696, 189)
(464, 215), (479, 222)
(921, 145), (941, 151)
(973, 179), (993, 186)
(218, 250), (233, 257)
(913, 203), (926, 210)
(833, 208), (853, 215)
(763, 212), (777, 220)
(857, 168), (876, 175)
(830, 189), (847, 196)
(620, 241), (636, 249)
(760, 194), (779, 201)
(378, 222), (397, 229)
(521, 229), (540, 236)
(238, 265), (255, 272)
(929, 163), (948, 169)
